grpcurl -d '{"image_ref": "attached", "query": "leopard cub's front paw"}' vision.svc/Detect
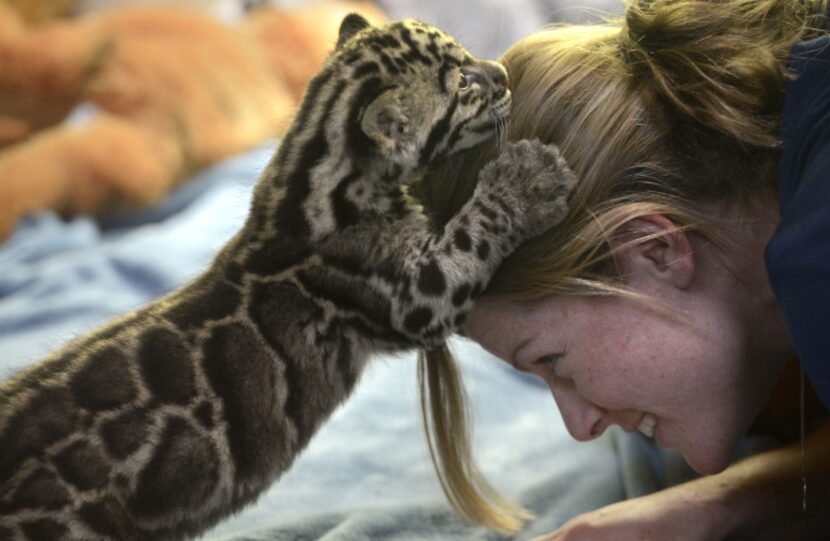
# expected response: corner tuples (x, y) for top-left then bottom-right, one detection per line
(476, 138), (577, 241)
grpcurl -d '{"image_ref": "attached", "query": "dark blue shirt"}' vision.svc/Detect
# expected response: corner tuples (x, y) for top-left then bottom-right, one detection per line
(766, 35), (830, 409)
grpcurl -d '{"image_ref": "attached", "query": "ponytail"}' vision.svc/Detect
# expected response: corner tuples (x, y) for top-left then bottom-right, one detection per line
(619, 0), (828, 147)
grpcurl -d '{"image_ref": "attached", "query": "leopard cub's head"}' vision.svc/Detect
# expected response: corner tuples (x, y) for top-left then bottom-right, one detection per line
(333, 14), (511, 172)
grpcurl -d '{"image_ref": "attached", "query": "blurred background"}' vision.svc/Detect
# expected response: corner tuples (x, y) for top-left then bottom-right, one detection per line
(0, 0), (624, 246)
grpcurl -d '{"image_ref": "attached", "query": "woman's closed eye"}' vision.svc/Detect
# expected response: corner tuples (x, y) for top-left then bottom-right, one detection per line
(534, 354), (561, 374)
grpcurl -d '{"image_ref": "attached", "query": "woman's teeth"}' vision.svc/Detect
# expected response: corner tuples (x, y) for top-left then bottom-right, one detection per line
(637, 413), (657, 438)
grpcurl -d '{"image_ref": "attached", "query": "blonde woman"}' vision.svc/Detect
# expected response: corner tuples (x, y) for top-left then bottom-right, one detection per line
(416, 0), (830, 538)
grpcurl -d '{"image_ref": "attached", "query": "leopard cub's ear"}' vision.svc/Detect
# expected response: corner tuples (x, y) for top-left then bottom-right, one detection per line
(361, 92), (410, 153)
(337, 13), (371, 49)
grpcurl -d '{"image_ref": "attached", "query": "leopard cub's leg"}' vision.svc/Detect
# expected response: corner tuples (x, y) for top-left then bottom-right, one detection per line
(391, 139), (576, 348)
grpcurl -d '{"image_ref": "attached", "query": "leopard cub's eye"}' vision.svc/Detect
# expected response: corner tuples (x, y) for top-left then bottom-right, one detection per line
(458, 72), (470, 90)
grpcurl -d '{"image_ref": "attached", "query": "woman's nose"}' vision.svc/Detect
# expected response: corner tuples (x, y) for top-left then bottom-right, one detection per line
(550, 382), (611, 441)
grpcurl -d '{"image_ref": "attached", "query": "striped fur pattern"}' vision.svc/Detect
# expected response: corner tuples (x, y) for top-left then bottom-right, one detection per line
(0, 14), (576, 540)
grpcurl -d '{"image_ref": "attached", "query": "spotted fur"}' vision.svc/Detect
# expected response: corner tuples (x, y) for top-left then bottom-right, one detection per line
(0, 14), (575, 540)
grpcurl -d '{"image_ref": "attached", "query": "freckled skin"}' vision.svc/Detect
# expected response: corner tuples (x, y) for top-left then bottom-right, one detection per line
(465, 214), (792, 475)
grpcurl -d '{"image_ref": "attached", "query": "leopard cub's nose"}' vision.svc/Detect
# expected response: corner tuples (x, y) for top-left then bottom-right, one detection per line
(481, 60), (509, 89)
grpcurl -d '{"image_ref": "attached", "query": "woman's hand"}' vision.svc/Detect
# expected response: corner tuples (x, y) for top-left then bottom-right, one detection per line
(533, 422), (830, 541)
(531, 480), (734, 541)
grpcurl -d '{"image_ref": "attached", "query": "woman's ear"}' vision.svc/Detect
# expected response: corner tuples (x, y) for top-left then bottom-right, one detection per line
(610, 214), (695, 289)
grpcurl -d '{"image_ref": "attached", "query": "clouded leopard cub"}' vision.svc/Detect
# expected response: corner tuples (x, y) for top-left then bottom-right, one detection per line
(0, 13), (575, 541)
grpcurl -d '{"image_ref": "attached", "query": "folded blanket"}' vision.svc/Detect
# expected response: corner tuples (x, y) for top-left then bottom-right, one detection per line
(0, 143), (271, 374)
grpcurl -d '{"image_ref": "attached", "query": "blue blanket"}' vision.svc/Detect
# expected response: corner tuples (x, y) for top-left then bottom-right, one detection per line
(0, 142), (719, 540)
(0, 144), (269, 377)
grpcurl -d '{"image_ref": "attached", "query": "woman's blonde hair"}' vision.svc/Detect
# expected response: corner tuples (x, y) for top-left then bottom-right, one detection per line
(416, 0), (828, 534)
